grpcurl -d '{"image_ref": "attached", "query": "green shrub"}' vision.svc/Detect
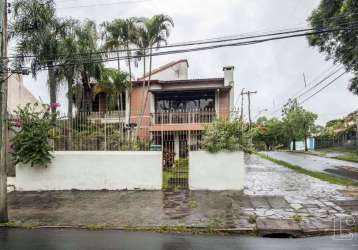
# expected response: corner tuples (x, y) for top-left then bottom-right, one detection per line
(202, 119), (252, 153)
(175, 158), (188, 169)
(10, 103), (56, 167)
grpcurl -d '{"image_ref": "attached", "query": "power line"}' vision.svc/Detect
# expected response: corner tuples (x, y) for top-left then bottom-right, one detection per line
(6, 19), (358, 61)
(14, 24), (358, 70)
(56, 0), (151, 10)
(295, 66), (344, 99)
(299, 71), (347, 105)
(8, 25), (318, 59)
(269, 66), (345, 115)
(268, 40), (358, 116)
(268, 65), (338, 115)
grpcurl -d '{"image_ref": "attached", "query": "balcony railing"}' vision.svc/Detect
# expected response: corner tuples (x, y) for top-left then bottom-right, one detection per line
(151, 110), (216, 124)
(87, 111), (126, 124)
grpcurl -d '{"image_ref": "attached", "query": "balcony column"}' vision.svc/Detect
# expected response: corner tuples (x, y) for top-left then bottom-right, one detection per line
(174, 133), (180, 160)
(149, 92), (155, 124)
(125, 89), (130, 124)
(215, 89), (220, 119)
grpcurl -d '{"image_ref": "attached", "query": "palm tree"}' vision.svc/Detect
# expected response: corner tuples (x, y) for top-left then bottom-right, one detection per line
(101, 18), (137, 122)
(56, 19), (81, 119)
(55, 19), (103, 150)
(100, 68), (130, 113)
(54, 19), (82, 150)
(100, 68), (130, 145)
(75, 20), (104, 112)
(12, 0), (69, 115)
(134, 14), (174, 131)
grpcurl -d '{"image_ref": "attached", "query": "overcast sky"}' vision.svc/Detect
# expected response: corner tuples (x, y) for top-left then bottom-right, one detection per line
(18, 0), (357, 125)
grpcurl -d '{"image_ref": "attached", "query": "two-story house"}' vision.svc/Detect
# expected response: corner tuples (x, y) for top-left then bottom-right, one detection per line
(90, 59), (235, 161)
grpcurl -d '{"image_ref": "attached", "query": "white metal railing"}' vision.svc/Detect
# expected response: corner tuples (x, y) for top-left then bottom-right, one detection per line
(151, 110), (216, 125)
(50, 109), (237, 151)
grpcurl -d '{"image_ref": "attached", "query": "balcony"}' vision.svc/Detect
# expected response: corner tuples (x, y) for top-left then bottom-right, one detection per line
(87, 111), (126, 124)
(150, 109), (216, 128)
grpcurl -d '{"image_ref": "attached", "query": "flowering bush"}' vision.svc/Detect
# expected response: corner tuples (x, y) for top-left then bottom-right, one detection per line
(10, 103), (57, 167)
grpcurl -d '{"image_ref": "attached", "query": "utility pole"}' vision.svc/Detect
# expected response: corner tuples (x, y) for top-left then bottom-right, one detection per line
(241, 90), (257, 129)
(0, 0), (8, 223)
(239, 88), (244, 121)
(302, 72), (307, 87)
(356, 110), (358, 154)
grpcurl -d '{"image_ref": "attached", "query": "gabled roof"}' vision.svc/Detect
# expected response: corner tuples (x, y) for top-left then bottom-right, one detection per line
(138, 59), (189, 80)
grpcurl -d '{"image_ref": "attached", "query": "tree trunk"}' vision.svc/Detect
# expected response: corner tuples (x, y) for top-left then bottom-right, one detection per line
(81, 72), (92, 112)
(304, 136), (308, 151)
(137, 48), (153, 139)
(142, 47), (153, 117)
(67, 76), (74, 150)
(135, 51), (146, 139)
(292, 138), (296, 151)
(127, 43), (132, 125)
(118, 94), (123, 145)
(48, 64), (57, 122)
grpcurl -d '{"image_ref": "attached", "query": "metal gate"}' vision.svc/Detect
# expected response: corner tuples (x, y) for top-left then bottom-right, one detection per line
(154, 130), (203, 190)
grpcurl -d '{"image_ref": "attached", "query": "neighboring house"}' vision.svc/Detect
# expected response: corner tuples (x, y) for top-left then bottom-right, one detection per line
(7, 74), (41, 113)
(90, 59), (236, 159)
(334, 112), (357, 134)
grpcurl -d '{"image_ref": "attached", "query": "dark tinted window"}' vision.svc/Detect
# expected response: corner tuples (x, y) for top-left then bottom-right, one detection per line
(155, 91), (215, 112)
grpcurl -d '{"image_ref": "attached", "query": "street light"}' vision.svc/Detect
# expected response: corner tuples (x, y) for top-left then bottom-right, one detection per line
(254, 108), (268, 121)
(356, 110), (358, 154)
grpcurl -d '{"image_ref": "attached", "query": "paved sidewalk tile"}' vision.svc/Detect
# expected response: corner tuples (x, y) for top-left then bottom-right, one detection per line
(6, 154), (358, 234)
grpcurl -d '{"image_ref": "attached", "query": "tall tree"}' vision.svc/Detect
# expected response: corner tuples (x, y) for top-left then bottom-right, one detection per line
(282, 99), (317, 151)
(253, 117), (287, 150)
(75, 20), (103, 112)
(308, 0), (358, 95)
(56, 19), (80, 119)
(100, 68), (130, 113)
(101, 18), (137, 121)
(12, 0), (68, 114)
(54, 19), (81, 150)
(134, 14), (174, 130)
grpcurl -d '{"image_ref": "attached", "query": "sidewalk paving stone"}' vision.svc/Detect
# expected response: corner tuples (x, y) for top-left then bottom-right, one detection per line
(5, 154), (358, 235)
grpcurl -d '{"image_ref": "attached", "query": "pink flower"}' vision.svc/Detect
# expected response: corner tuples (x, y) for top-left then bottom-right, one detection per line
(50, 102), (60, 110)
(15, 118), (22, 128)
(6, 144), (14, 152)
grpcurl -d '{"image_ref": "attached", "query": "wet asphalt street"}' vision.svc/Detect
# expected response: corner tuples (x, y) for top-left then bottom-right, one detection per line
(264, 151), (358, 181)
(0, 229), (357, 250)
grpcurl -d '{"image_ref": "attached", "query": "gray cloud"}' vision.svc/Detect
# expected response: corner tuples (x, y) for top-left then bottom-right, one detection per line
(20, 0), (357, 125)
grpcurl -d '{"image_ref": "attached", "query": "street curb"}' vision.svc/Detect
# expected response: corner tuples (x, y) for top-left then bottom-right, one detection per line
(1, 223), (357, 238)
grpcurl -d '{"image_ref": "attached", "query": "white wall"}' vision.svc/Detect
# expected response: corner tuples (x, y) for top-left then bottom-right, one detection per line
(189, 151), (245, 190)
(7, 74), (42, 113)
(143, 61), (188, 81)
(15, 151), (162, 191)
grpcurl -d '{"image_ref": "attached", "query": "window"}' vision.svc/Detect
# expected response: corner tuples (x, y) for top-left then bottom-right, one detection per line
(155, 90), (215, 112)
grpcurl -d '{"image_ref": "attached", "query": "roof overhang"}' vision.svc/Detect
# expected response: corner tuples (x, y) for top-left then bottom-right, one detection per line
(149, 85), (231, 92)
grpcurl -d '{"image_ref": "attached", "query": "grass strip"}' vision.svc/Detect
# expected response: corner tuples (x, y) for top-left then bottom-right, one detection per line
(256, 152), (358, 187)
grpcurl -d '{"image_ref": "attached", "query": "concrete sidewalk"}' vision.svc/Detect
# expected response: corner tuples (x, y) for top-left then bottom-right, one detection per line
(5, 154), (358, 236)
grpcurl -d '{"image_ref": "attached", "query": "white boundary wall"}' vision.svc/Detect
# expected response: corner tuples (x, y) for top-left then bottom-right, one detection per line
(189, 151), (245, 190)
(15, 151), (162, 191)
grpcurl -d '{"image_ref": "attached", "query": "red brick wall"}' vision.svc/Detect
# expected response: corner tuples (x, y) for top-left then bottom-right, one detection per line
(218, 91), (230, 119)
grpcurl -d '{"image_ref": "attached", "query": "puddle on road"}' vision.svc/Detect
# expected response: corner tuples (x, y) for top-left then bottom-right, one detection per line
(324, 167), (358, 181)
